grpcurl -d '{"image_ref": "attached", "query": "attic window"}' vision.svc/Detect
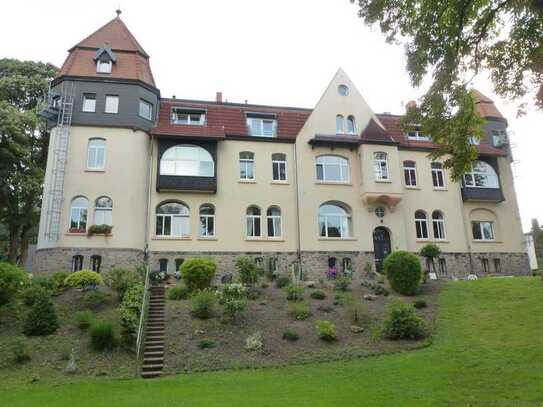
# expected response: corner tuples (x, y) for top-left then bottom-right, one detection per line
(406, 125), (430, 141)
(246, 113), (277, 138)
(338, 85), (349, 96)
(97, 60), (112, 74)
(172, 108), (206, 125)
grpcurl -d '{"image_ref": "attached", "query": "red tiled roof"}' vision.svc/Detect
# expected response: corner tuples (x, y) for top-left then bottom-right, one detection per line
(360, 118), (396, 144)
(55, 16), (156, 88)
(472, 89), (505, 121)
(152, 99), (311, 139)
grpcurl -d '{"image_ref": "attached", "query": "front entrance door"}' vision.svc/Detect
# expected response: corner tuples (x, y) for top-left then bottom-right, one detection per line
(373, 227), (391, 273)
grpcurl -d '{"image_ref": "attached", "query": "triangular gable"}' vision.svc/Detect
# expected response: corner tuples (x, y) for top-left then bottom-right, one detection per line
(93, 47), (117, 63)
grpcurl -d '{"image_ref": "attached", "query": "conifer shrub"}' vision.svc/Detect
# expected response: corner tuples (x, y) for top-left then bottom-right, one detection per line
(23, 295), (59, 336)
(64, 270), (103, 290)
(383, 301), (426, 340)
(413, 299), (427, 309)
(383, 251), (422, 295)
(21, 284), (50, 306)
(0, 262), (29, 306)
(181, 258), (217, 292)
(198, 339), (215, 349)
(89, 321), (117, 351)
(315, 320), (337, 341)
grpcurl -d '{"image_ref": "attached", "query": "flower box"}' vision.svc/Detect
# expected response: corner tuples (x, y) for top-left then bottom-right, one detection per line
(87, 224), (113, 236)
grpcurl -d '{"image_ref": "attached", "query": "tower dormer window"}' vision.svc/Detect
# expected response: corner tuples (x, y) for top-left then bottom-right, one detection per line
(97, 60), (112, 74)
(172, 108), (206, 125)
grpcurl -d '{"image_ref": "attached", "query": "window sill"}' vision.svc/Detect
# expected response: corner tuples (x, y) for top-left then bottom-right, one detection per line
(315, 181), (352, 186)
(84, 169), (106, 173)
(433, 187), (447, 191)
(472, 239), (502, 243)
(415, 239), (430, 242)
(318, 237), (357, 241)
(152, 236), (192, 241)
(271, 181), (289, 185)
(416, 239), (449, 243)
(198, 237), (217, 241)
(404, 186), (420, 190)
(239, 180), (257, 184)
(245, 237), (285, 242)
(65, 232), (87, 236)
(375, 179), (392, 184)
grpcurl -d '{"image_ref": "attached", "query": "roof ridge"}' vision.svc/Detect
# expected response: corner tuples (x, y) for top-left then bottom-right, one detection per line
(161, 98), (313, 112)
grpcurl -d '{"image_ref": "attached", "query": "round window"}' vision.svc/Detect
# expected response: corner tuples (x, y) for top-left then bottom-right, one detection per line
(375, 206), (386, 218)
(338, 84), (349, 96)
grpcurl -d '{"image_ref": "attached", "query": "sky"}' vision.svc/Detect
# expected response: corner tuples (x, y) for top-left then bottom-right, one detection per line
(2, 0), (541, 231)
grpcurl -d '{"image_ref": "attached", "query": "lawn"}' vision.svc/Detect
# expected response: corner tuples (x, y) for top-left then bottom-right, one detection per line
(2, 277), (542, 406)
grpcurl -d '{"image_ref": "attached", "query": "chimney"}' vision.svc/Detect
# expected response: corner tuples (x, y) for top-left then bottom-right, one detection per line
(216, 92), (223, 104)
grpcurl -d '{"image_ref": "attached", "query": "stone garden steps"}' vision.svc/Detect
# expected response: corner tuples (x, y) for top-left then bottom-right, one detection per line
(140, 284), (166, 379)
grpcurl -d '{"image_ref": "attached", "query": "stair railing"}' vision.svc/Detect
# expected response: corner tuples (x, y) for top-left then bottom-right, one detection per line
(136, 264), (151, 376)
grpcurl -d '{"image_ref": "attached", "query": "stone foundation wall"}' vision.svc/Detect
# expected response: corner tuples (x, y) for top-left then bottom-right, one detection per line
(33, 247), (144, 275)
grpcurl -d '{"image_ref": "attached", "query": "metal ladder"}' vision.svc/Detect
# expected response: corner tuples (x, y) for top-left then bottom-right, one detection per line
(44, 81), (75, 241)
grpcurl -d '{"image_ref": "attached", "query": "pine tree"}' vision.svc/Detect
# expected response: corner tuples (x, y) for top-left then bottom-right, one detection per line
(23, 294), (59, 336)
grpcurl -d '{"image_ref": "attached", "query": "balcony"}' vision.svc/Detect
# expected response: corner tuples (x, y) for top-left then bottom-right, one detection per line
(461, 187), (504, 203)
(157, 175), (216, 193)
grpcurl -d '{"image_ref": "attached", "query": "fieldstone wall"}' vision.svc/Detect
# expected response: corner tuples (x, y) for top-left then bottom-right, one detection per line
(33, 247), (144, 275)
(299, 251), (375, 281)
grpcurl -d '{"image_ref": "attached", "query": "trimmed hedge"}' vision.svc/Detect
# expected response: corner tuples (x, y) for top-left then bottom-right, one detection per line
(383, 251), (422, 295)
(181, 258), (217, 292)
(64, 270), (103, 290)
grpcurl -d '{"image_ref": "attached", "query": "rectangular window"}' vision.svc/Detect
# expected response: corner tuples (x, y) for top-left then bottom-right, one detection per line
(82, 94), (96, 112)
(159, 259), (168, 273)
(468, 136), (480, 145)
(199, 214), (215, 237)
(472, 221), (495, 241)
(272, 154), (287, 181)
(240, 154), (255, 180)
(493, 258), (501, 273)
(406, 127), (431, 141)
(403, 162), (417, 186)
(415, 219), (428, 239)
(139, 99), (153, 120)
(246, 116), (277, 137)
(431, 163), (445, 188)
(172, 109), (205, 125)
(267, 216), (282, 237)
(246, 216), (261, 237)
(70, 207), (87, 231)
(105, 95), (119, 114)
(373, 153), (389, 181)
(96, 60), (112, 73)
(481, 258), (489, 273)
(438, 258), (447, 275)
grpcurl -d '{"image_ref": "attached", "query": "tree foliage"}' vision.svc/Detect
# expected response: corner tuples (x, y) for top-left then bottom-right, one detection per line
(351, 0), (543, 179)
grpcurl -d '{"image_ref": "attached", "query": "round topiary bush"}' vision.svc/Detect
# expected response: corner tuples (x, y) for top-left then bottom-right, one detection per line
(64, 270), (103, 290)
(383, 251), (422, 295)
(180, 258), (217, 292)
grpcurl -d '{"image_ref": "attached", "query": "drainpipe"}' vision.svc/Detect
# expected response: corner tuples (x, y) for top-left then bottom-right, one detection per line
(293, 142), (302, 265)
(143, 134), (154, 263)
(459, 185), (474, 275)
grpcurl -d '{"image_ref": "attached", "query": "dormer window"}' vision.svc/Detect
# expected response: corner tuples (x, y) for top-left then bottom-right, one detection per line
(97, 60), (112, 74)
(172, 108), (206, 125)
(246, 113), (277, 137)
(406, 125), (431, 141)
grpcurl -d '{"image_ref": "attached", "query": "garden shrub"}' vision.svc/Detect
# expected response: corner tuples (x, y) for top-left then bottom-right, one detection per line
(50, 272), (70, 294)
(191, 289), (216, 319)
(413, 299), (427, 309)
(282, 328), (299, 341)
(315, 320), (337, 341)
(83, 290), (107, 309)
(167, 284), (189, 300)
(74, 310), (94, 330)
(245, 332), (263, 351)
(23, 295), (58, 336)
(383, 251), (422, 295)
(198, 339), (215, 349)
(317, 304), (334, 313)
(275, 275), (290, 288)
(288, 301), (311, 320)
(286, 283), (304, 301)
(181, 258), (217, 292)
(235, 256), (259, 286)
(89, 321), (117, 351)
(10, 337), (31, 364)
(334, 276), (351, 291)
(216, 283), (247, 320)
(333, 292), (347, 306)
(103, 267), (140, 299)
(310, 289), (326, 300)
(344, 295), (370, 325)
(64, 270), (103, 290)
(31, 276), (54, 291)
(0, 262), (29, 306)
(383, 301), (426, 340)
(119, 282), (144, 336)
(247, 287), (261, 300)
(21, 284), (50, 306)
(361, 280), (389, 296)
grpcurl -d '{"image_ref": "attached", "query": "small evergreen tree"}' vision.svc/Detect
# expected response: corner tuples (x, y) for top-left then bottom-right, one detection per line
(23, 295), (59, 336)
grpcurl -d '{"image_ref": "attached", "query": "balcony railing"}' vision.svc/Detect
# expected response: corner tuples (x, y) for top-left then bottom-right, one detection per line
(461, 187), (504, 202)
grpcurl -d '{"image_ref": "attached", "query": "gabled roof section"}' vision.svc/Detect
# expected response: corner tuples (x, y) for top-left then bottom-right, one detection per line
(472, 89), (505, 122)
(360, 118), (396, 144)
(93, 47), (117, 62)
(71, 16), (149, 57)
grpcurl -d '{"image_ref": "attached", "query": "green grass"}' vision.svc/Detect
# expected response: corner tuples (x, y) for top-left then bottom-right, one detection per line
(2, 277), (542, 406)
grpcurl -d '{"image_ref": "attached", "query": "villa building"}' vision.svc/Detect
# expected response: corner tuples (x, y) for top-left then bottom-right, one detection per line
(34, 13), (529, 279)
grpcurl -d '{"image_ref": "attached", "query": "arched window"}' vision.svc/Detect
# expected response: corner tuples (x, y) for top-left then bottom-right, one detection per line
(87, 138), (106, 169)
(239, 151), (255, 180)
(347, 115), (356, 134)
(155, 202), (190, 237)
(319, 203), (352, 238)
(160, 145), (214, 177)
(199, 204), (215, 237)
(463, 161), (499, 188)
(94, 196), (112, 225)
(432, 210), (446, 240)
(431, 162), (445, 188)
(266, 206), (282, 237)
(415, 210), (429, 239)
(246, 206), (261, 237)
(69, 196), (88, 232)
(316, 155), (350, 182)
(336, 114), (345, 134)
(374, 152), (389, 181)
(403, 160), (417, 186)
(272, 153), (287, 181)
(72, 255), (84, 272)
(90, 255), (102, 273)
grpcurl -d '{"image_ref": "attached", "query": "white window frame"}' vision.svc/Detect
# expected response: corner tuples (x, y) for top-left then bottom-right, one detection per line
(82, 94), (96, 112)
(239, 152), (255, 180)
(406, 125), (431, 141)
(155, 203), (190, 237)
(246, 117), (277, 138)
(69, 197), (88, 232)
(266, 207), (282, 238)
(316, 155), (350, 183)
(172, 109), (206, 125)
(139, 99), (153, 121)
(336, 115), (345, 134)
(463, 161), (499, 189)
(472, 221), (495, 241)
(319, 204), (351, 239)
(86, 138), (106, 170)
(272, 153), (287, 182)
(468, 136), (480, 145)
(160, 145), (214, 177)
(246, 207), (261, 237)
(415, 211), (429, 240)
(431, 163), (445, 188)
(104, 95), (119, 114)
(199, 205), (215, 238)
(432, 211), (446, 240)
(96, 60), (112, 73)
(373, 152), (389, 181)
(94, 197), (113, 226)
(346, 115), (356, 135)
(403, 161), (417, 187)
